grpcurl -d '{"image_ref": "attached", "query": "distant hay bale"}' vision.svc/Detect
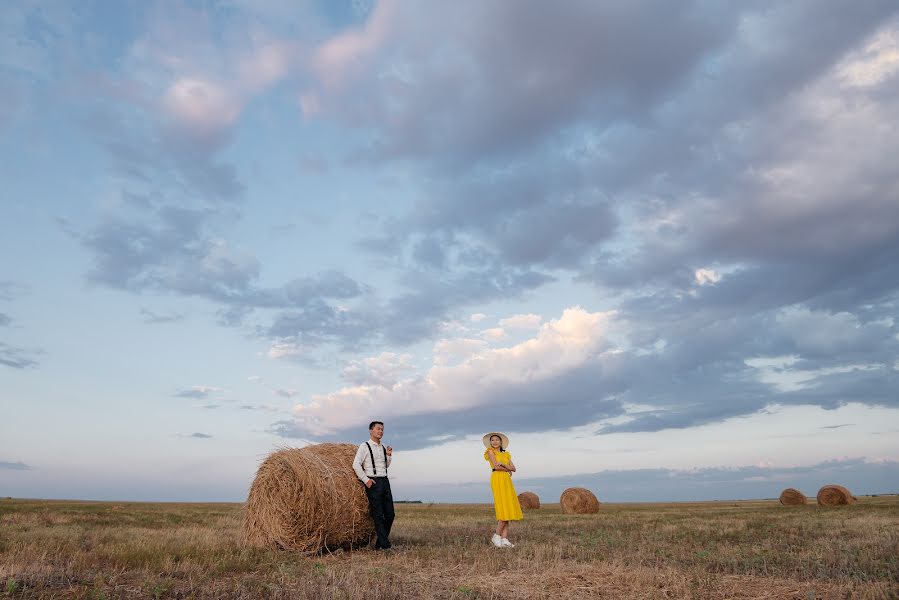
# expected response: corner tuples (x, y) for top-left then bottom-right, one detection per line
(244, 444), (374, 552)
(518, 492), (540, 509)
(560, 487), (600, 514)
(816, 484), (856, 507)
(779, 488), (807, 506)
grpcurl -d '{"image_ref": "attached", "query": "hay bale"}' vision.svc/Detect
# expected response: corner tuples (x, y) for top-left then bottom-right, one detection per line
(518, 491), (540, 510)
(779, 488), (807, 506)
(816, 484), (856, 507)
(244, 444), (374, 552)
(560, 487), (600, 514)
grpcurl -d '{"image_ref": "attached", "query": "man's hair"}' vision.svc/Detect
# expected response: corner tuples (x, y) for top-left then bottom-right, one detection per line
(369, 421), (384, 430)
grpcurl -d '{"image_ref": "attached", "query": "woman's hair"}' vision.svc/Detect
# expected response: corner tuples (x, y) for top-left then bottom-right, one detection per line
(490, 434), (505, 452)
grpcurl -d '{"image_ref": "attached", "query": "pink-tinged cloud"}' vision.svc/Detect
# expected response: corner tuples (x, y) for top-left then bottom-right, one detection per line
(310, 0), (396, 89)
(164, 77), (241, 137)
(289, 307), (615, 436)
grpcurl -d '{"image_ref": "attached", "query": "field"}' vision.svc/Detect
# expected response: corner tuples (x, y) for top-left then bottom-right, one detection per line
(1, 496), (897, 599)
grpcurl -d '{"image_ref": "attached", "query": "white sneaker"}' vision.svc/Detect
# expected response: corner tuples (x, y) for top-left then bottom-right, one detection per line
(491, 533), (504, 548)
(501, 538), (514, 548)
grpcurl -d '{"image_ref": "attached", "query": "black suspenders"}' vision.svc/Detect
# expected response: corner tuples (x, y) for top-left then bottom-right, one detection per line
(365, 441), (388, 476)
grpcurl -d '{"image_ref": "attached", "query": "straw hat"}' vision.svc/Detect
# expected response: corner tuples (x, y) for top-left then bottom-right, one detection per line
(482, 432), (510, 449)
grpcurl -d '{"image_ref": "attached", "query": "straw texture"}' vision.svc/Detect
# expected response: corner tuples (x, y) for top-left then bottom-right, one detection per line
(244, 444), (374, 552)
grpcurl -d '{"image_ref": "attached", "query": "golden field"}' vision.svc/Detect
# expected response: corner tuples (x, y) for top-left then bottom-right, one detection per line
(1, 495), (897, 599)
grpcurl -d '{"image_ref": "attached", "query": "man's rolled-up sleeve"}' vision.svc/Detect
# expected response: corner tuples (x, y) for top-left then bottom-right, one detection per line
(352, 444), (369, 484)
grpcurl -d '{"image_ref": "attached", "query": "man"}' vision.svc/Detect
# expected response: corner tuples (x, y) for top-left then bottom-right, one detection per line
(352, 420), (395, 550)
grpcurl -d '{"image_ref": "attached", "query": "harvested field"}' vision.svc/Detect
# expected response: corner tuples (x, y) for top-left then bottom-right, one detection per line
(1, 496), (898, 598)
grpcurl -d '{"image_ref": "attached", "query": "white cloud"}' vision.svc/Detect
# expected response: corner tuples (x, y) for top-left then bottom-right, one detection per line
(694, 268), (721, 286)
(433, 338), (487, 365)
(838, 21), (899, 88)
(469, 313), (487, 322)
(342, 352), (416, 387)
(290, 307), (615, 436)
(164, 77), (241, 136)
(745, 355), (883, 393)
(268, 340), (305, 359)
(483, 327), (506, 341)
(499, 313), (542, 330)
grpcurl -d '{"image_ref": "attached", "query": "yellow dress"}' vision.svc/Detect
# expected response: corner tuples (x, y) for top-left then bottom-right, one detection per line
(484, 449), (523, 521)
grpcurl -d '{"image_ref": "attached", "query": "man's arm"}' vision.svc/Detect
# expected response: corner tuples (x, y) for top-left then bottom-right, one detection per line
(352, 444), (370, 484)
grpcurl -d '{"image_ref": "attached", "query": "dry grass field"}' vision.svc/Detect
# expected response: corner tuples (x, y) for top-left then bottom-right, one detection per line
(1, 495), (897, 599)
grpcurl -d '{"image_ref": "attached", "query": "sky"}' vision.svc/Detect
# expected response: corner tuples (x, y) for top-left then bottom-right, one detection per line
(1, 1), (898, 504)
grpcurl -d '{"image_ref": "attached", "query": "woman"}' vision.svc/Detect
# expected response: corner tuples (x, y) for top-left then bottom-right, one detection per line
(483, 432), (522, 547)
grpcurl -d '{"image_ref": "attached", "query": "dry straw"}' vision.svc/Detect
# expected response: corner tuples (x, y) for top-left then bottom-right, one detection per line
(560, 487), (600, 514)
(816, 484), (856, 506)
(244, 444), (374, 552)
(779, 488), (807, 506)
(518, 491), (541, 509)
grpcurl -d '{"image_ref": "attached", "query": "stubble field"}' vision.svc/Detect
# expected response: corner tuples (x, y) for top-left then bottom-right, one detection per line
(1, 495), (897, 599)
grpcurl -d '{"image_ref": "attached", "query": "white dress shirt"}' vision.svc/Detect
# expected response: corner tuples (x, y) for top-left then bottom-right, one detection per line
(352, 439), (392, 484)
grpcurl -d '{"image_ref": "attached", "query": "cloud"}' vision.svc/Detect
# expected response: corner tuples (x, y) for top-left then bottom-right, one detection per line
(432, 338), (486, 366)
(0, 342), (39, 369)
(341, 352), (415, 387)
(173, 386), (224, 399)
(0, 313), (10, 327)
(186, 432), (213, 439)
(0, 461), (31, 471)
(499, 314), (542, 330)
(239, 404), (283, 412)
(140, 308), (185, 324)
(274, 307), (617, 444)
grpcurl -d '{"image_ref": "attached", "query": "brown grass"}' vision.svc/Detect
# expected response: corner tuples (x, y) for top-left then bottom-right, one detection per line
(517, 492), (540, 510)
(560, 487), (600, 514)
(779, 488), (807, 506)
(817, 484), (856, 507)
(1, 496), (898, 598)
(244, 444), (374, 552)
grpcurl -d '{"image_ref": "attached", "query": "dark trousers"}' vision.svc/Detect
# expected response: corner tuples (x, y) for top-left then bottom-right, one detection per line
(365, 478), (395, 548)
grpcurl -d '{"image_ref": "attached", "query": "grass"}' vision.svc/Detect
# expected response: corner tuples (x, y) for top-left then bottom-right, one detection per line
(1, 496), (897, 598)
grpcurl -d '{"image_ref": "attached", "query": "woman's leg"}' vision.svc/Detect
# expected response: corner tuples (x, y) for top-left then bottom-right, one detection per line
(501, 521), (509, 539)
(495, 520), (506, 536)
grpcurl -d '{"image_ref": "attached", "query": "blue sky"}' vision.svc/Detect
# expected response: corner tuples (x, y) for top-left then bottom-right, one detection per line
(2, 1), (898, 503)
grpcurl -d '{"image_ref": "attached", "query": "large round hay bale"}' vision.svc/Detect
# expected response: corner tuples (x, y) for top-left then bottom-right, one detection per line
(560, 487), (600, 514)
(779, 488), (807, 506)
(816, 484), (856, 507)
(244, 444), (374, 552)
(518, 491), (540, 509)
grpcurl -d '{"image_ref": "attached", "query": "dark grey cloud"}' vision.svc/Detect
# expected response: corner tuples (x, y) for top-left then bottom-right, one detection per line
(407, 458), (899, 503)
(344, 1), (899, 362)
(187, 433), (212, 439)
(0, 342), (39, 369)
(0, 313), (10, 327)
(339, 1), (743, 165)
(74, 203), (375, 343)
(0, 461), (31, 471)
